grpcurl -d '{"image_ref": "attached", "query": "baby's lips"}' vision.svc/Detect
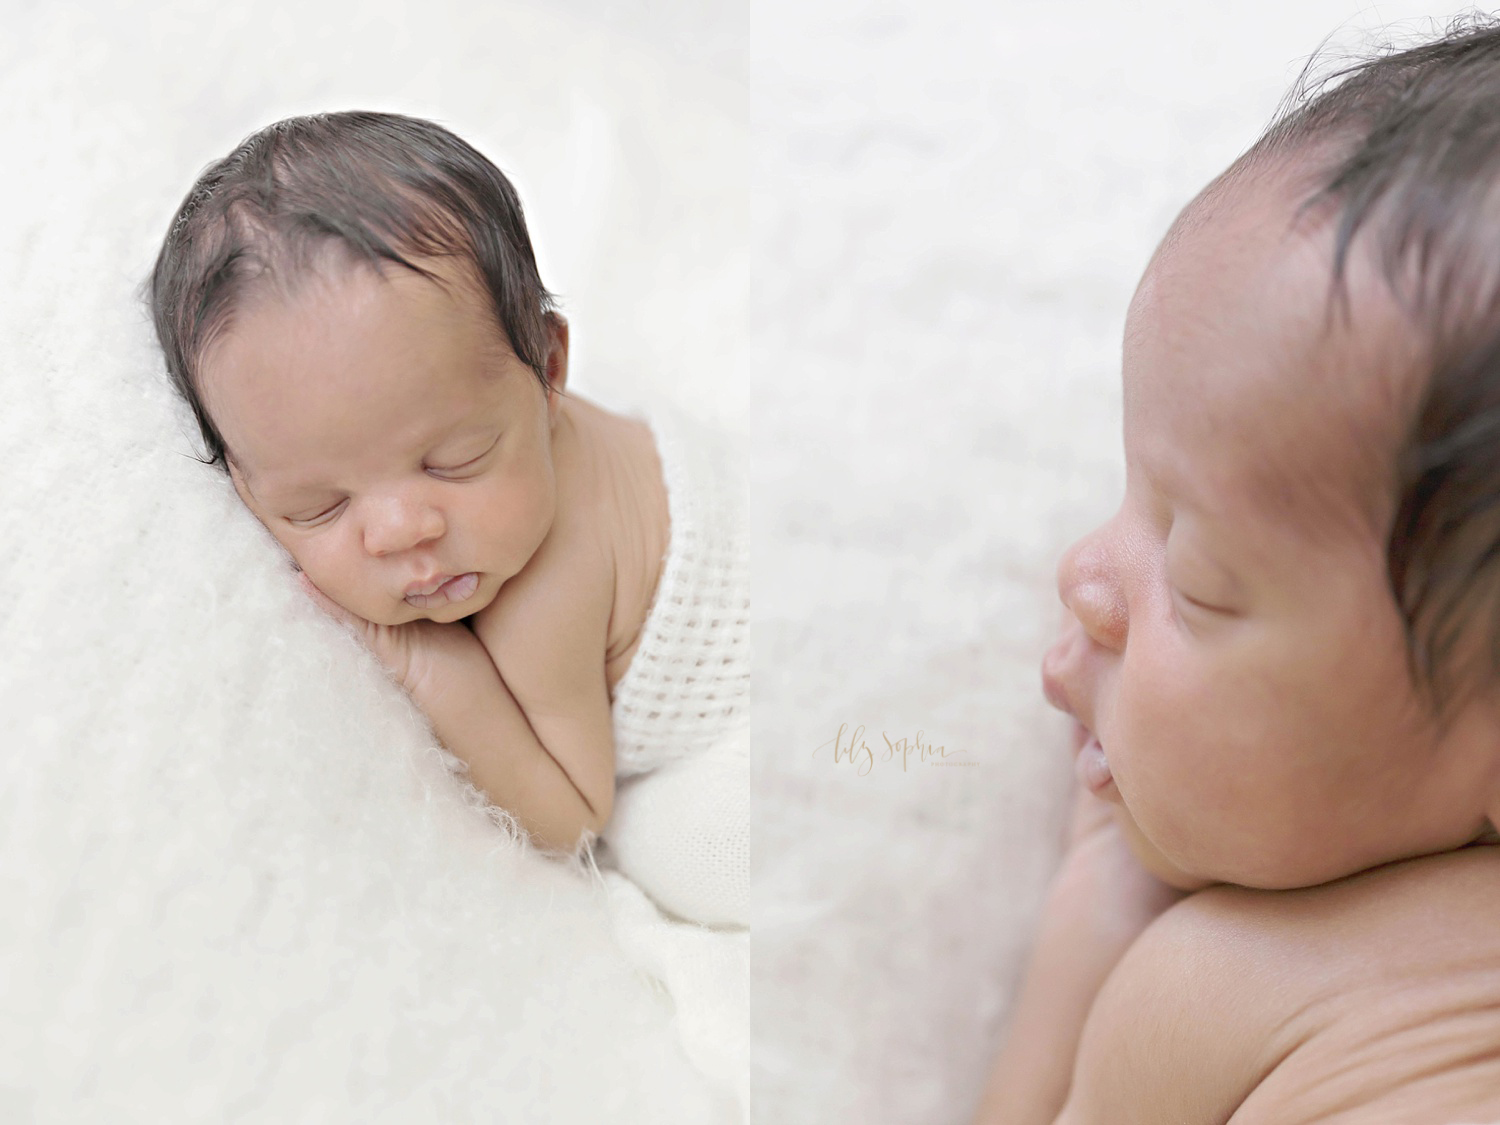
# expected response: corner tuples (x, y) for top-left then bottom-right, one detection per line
(1041, 663), (1091, 755)
(1040, 657), (1071, 714)
(1067, 720), (1090, 756)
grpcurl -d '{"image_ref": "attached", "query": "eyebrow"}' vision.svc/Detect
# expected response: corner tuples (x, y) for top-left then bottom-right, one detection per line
(1133, 443), (1246, 541)
(1134, 441), (1214, 516)
(1169, 525), (1250, 593)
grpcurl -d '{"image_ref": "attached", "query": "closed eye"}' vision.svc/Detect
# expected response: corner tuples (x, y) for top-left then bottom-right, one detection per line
(285, 498), (347, 527)
(281, 433), (499, 524)
(1173, 587), (1234, 616)
(426, 434), (500, 479)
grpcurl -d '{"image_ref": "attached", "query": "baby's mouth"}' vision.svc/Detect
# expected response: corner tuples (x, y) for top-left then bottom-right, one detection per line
(1076, 731), (1115, 795)
(403, 572), (480, 609)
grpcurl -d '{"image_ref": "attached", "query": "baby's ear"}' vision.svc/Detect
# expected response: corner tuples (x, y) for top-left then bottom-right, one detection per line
(545, 312), (570, 399)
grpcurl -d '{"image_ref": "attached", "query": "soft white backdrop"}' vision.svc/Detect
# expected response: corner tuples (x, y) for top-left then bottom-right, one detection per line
(0, 2), (744, 1121)
(750, 2), (1481, 1122)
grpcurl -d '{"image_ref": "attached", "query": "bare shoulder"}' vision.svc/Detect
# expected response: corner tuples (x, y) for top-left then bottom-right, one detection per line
(470, 392), (667, 700)
(469, 397), (615, 701)
(1062, 845), (1500, 1124)
(543, 393), (669, 692)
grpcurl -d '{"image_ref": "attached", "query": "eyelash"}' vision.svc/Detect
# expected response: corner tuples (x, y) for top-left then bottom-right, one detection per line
(284, 440), (496, 526)
(287, 500), (347, 527)
(1173, 587), (1214, 612)
(432, 433), (501, 477)
(1171, 585), (1232, 619)
(425, 454), (487, 480)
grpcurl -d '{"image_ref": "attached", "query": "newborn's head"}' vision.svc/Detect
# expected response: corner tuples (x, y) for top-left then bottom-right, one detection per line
(1042, 20), (1500, 891)
(146, 112), (567, 625)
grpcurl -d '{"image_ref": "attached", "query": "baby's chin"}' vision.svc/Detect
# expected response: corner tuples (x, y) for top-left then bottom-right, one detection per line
(1112, 805), (1219, 893)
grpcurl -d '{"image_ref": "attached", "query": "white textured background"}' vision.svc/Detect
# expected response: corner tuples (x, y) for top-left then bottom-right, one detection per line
(750, 2), (1479, 1122)
(0, 2), (744, 1121)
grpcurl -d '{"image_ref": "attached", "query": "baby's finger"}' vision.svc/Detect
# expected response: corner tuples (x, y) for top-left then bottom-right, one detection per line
(1065, 784), (1115, 849)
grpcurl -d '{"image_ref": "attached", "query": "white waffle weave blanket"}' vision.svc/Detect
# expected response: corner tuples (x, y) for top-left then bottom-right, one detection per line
(601, 398), (750, 929)
(610, 399), (751, 780)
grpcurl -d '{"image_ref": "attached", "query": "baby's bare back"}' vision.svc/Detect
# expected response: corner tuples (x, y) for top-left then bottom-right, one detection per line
(1065, 845), (1500, 1123)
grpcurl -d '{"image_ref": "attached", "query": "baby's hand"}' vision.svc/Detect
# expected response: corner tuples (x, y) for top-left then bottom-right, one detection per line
(296, 570), (435, 693)
(1054, 722), (1185, 937)
(972, 727), (1187, 1125)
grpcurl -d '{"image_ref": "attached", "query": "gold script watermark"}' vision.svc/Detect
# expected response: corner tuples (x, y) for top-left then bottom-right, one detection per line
(811, 722), (976, 775)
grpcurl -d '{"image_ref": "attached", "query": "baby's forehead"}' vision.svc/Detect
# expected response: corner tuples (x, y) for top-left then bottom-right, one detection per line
(1124, 165), (1423, 533)
(201, 256), (520, 491)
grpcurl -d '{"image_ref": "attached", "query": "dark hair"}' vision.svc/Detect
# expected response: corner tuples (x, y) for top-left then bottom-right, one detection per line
(1244, 15), (1500, 711)
(145, 110), (558, 475)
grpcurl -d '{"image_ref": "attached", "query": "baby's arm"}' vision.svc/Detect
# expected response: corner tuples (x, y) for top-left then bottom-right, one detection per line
(1062, 846), (1500, 1123)
(297, 545), (615, 854)
(972, 784), (1183, 1124)
(1051, 889), (1276, 1124)
(463, 540), (617, 853)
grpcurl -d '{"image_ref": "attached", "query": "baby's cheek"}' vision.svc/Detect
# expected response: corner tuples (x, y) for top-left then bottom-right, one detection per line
(279, 536), (326, 579)
(491, 470), (556, 557)
(1115, 619), (1211, 762)
(284, 537), (358, 605)
(1112, 626), (1228, 844)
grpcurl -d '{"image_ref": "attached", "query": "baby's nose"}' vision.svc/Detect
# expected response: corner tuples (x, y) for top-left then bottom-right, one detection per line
(1056, 533), (1128, 652)
(362, 494), (445, 557)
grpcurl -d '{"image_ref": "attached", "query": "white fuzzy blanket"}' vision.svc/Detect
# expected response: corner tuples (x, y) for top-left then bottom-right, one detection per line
(750, 1), (1473, 1122)
(1, 2), (745, 1121)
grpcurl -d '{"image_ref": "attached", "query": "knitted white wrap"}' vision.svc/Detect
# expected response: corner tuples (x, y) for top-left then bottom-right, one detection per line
(610, 400), (751, 779)
(599, 400), (751, 933)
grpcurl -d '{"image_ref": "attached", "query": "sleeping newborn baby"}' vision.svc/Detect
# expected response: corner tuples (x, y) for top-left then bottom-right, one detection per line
(977, 21), (1500, 1124)
(146, 111), (748, 928)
